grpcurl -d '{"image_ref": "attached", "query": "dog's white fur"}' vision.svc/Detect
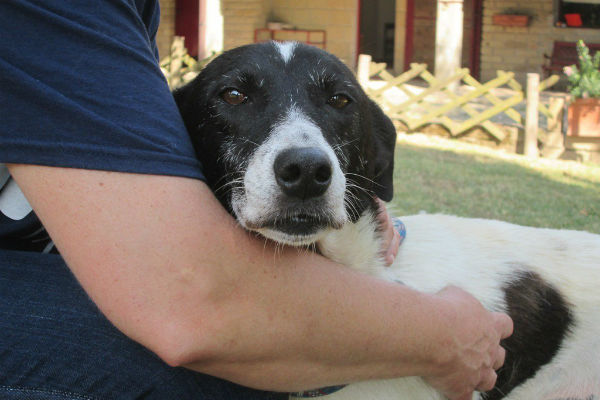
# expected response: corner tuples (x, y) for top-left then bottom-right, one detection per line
(310, 212), (600, 399)
(274, 41), (297, 64)
(235, 102), (600, 400)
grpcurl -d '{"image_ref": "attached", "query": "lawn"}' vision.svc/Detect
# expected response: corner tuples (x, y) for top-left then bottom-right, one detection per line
(389, 133), (600, 234)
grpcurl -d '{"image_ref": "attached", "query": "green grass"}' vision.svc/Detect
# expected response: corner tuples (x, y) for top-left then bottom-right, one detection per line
(388, 133), (600, 234)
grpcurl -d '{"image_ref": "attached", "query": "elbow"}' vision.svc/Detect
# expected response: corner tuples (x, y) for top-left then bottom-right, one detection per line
(142, 283), (235, 368)
(156, 348), (198, 369)
(151, 331), (195, 368)
(119, 261), (249, 368)
(148, 314), (220, 368)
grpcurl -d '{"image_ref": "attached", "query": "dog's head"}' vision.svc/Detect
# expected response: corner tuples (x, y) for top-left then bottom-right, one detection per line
(175, 41), (396, 245)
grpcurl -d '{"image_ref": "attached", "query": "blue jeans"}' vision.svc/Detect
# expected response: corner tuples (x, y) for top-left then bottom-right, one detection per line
(0, 250), (287, 400)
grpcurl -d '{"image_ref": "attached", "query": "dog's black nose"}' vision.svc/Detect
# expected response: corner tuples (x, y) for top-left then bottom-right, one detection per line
(274, 147), (333, 200)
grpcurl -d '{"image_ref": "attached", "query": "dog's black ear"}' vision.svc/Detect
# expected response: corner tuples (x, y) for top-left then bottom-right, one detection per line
(369, 100), (396, 202)
(172, 81), (200, 133)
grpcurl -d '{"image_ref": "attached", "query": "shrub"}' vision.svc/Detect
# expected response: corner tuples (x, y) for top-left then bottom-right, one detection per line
(160, 37), (218, 90)
(563, 40), (600, 99)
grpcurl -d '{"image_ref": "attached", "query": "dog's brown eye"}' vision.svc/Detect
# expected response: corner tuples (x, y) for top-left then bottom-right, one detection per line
(221, 88), (248, 105)
(328, 94), (350, 109)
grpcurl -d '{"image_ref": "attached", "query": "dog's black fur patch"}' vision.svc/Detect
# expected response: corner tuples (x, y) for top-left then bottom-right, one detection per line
(484, 270), (574, 400)
(174, 42), (396, 221)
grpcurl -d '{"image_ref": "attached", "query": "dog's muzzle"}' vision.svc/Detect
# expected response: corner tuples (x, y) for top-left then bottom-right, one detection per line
(231, 107), (348, 245)
(266, 147), (335, 236)
(274, 147), (333, 200)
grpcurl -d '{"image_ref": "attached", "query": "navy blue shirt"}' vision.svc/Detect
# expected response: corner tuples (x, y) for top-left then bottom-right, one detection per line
(0, 0), (205, 251)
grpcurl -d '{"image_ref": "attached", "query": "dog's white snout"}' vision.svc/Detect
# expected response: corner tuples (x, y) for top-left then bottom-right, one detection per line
(232, 107), (348, 243)
(273, 147), (333, 200)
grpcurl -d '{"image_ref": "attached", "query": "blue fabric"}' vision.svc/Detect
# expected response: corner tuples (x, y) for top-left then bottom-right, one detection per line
(0, 250), (286, 400)
(291, 385), (347, 397)
(0, 0), (204, 179)
(0, 0), (204, 250)
(0, 1), (284, 398)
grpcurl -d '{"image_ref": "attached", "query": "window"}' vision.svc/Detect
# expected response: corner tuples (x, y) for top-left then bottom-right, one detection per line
(556, 0), (600, 29)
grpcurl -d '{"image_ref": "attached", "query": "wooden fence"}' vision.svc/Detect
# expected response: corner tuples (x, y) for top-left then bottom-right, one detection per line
(357, 55), (562, 147)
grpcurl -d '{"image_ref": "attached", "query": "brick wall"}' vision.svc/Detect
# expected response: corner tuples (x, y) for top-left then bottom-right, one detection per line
(157, 1), (598, 85)
(481, 0), (600, 84)
(222, 0), (270, 50)
(270, 0), (358, 67)
(157, 1), (359, 67)
(411, 0), (436, 68)
(157, 0), (177, 60)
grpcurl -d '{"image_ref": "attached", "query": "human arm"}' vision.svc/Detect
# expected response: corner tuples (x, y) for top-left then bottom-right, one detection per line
(8, 164), (511, 398)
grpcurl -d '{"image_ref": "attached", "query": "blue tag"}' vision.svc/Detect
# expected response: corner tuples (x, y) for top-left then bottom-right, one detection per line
(393, 218), (407, 244)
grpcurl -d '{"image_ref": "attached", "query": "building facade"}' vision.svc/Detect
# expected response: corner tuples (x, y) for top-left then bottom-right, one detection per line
(157, 0), (600, 84)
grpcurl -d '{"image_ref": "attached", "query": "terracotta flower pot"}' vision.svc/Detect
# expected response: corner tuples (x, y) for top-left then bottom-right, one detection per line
(567, 98), (600, 137)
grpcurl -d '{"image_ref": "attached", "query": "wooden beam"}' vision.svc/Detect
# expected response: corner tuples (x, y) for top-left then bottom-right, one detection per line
(434, 0), (464, 91)
(524, 73), (540, 158)
(357, 54), (372, 88)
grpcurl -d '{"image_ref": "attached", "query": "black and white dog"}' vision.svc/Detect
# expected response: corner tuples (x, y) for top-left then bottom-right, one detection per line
(174, 41), (600, 400)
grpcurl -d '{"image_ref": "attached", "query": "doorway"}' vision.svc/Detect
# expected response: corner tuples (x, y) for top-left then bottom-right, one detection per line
(359, 0), (397, 68)
(404, 0), (482, 78)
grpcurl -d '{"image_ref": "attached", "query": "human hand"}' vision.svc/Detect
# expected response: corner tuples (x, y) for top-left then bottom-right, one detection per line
(425, 286), (513, 400)
(374, 197), (401, 266)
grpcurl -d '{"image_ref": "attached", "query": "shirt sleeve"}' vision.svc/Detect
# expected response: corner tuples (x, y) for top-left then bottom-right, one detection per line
(0, 0), (205, 181)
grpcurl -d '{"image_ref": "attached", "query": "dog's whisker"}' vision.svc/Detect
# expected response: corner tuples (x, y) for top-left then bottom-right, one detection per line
(212, 172), (246, 195)
(213, 182), (243, 196)
(346, 183), (376, 199)
(345, 176), (377, 196)
(343, 195), (360, 219)
(345, 172), (385, 189)
(213, 174), (243, 191)
(212, 174), (244, 191)
(332, 138), (359, 151)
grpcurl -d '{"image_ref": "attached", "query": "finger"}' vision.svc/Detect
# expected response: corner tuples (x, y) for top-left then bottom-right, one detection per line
(373, 197), (401, 266)
(493, 312), (514, 339)
(493, 346), (506, 371)
(375, 198), (392, 239)
(383, 230), (400, 265)
(476, 369), (497, 392)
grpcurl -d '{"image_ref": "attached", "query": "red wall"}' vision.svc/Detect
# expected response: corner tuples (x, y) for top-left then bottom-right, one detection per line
(175, 0), (199, 57)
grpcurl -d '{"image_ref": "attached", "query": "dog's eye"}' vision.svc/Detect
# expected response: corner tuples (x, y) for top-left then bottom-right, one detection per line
(327, 94), (351, 109)
(221, 88), (248, 105)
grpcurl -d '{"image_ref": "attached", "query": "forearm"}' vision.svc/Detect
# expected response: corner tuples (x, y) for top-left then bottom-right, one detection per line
(179, 249), (448, 391)
(8, 164), (451, 391)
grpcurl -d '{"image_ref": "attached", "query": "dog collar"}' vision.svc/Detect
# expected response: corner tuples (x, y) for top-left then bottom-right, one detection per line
(291, 385), (347, 397)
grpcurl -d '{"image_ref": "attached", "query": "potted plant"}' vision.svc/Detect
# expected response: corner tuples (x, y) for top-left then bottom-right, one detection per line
(564, 40), (600, 137)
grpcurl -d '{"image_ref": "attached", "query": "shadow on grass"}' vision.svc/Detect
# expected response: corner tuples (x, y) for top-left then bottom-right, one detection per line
(390, 144), (600, 234)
